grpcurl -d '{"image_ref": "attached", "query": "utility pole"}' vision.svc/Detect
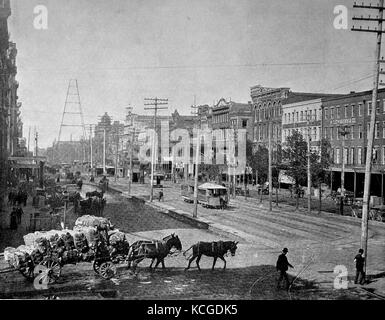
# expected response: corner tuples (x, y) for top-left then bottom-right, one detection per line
(307, 112), (311, 214)
(144, 97), (168, 202)
(103, 128), (106, 175)
(114, 130), (119, 182)
(339, 126), (350, 215)
(352, 0), (385, 278)
(268, 118), (272, 211)
(129, 127), (135, 196)
(89, 126), (93, 176)
(191, 101), (200, 218)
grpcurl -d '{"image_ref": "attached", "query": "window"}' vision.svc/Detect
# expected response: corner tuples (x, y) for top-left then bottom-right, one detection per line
(358, 103), (363, 116)
(373, 147), (379, 164)
(383, 99), (385, 113)
(377, 100), (380, 114)
(336, 148), (341, 164)
(350, 148), (355, 165)
(367, 123), (370, 137)
(345, 105), (349, 118)
(368, 101), (372, 115)
(375, 122), (380, 139)
(284, 113), (287, 124)
(337, 107), (341, 118)
(358, 148), (362, 165)
(288, 113), (291, 123)
(324, 108), (328, 120)
(383, 122), (385, 138)
(242, 119), (248, 128)
(359, 124), (363, 139)
(296, 112), (299, 122)
(300, 111), (303, 121)
(351, 125), (354, 139)
(309, 110), (312, 121)
(383, 147), (385, 165)
(344, 148), (348, 164)
(314, 109), (317, 121)
(351, 104), (355, 117)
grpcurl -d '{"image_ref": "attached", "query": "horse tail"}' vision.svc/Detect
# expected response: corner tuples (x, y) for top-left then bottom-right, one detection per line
(183, 245), (194, 260)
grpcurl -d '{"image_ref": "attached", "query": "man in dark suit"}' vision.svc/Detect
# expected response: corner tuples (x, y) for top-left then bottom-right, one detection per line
(276, 247), (294, 290)
(354, 249), (365, 285)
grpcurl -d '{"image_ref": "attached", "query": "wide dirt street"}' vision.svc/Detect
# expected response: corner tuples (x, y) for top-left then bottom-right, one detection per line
(1, 182), (383, 300)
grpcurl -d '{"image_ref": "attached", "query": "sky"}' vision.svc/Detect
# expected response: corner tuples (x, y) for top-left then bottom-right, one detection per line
(7, 0), (382, 147)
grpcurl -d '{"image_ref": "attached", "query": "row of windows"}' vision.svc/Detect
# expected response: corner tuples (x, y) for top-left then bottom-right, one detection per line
(324, 122), (385, 140)
(213, 113), (229, 124)
(253, 124), (281, 141)
(282, 127), (319, 142)
(333, 147), (385, 165)
(282, 109), (319, 125)
(254, 104), (282, 122)
(324, 99), (385, 120)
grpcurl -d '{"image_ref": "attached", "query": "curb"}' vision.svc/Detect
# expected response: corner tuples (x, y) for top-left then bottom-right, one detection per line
(117, 191), (246, 241)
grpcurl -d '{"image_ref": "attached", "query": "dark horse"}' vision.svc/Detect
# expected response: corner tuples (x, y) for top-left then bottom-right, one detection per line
(127, 233), (182, 271)
(184, 241), (238, 271)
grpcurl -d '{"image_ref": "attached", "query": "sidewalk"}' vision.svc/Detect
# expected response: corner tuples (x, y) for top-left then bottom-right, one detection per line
(0, 198), (76, 252)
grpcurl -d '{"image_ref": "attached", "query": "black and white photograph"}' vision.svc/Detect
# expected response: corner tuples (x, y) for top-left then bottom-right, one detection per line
(0, 0), (384, 307)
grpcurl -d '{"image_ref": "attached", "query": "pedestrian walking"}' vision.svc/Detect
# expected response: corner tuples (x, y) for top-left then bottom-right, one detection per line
(354, 249), (366, 285)
(10, 208), (17, 230)
(158, 189), (164, 202)
(16, 207), (24, 225)
(276, 247), (294, 290)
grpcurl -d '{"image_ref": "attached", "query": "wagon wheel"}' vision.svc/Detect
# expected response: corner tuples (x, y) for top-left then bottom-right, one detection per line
(93, 259), (103, 274)
(98, 261), (117, 279)
(18, 263), (35, 282)
(38, 258), (62, 284)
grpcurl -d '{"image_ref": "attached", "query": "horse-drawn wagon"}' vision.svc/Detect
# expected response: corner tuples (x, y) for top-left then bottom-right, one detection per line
(3, 215), (129, 284)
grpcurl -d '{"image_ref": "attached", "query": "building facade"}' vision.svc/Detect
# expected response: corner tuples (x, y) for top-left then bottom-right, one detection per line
(322, 88), (385, 197)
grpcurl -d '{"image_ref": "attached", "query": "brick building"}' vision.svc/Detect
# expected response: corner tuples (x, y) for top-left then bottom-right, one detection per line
(322, 88), (385, 198)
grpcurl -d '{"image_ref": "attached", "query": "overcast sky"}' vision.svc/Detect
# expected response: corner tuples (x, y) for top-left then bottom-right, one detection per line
(8, 0), (380, 147)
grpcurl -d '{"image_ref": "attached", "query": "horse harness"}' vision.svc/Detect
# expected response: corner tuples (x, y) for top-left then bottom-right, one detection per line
(211, 241), (224, 255)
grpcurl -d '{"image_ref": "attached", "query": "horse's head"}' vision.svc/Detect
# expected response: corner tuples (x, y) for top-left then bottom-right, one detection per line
(229, 241), (238, 256)
(164, 233), (182, 251)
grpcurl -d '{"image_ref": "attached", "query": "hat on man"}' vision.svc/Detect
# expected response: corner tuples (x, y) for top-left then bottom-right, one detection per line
(282, 248), (288, 253)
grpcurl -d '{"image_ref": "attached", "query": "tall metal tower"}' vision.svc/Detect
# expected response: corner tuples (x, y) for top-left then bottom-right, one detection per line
(57, 79), (86, 143)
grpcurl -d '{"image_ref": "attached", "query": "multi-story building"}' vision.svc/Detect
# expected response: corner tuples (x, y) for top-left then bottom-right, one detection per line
(322, 88), (385, 198)
(211, 98), (253, 138)
(251, 85), (339, 161)
(282, 94), (343, 152)
(0, 0), (12, 206)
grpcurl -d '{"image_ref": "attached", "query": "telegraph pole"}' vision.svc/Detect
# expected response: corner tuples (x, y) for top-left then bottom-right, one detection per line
(307, 113), (311, 214)
(268, 118), (272, 211)
(129, 127), (135, 196)
(339, 126), (350, 215)
(352, 0), (385, 278)
(103, 128), (106, 175)
(191, 101), (200, 218)
(89, 126), (93, 176)
(144, 97), (168, 202)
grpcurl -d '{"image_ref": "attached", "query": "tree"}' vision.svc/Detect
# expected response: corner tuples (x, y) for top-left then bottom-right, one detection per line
(282, 130), (308, 209)
(200, 164), (221, 182)
(311, 139), (332, 214)
(246, 140), (269, 202)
